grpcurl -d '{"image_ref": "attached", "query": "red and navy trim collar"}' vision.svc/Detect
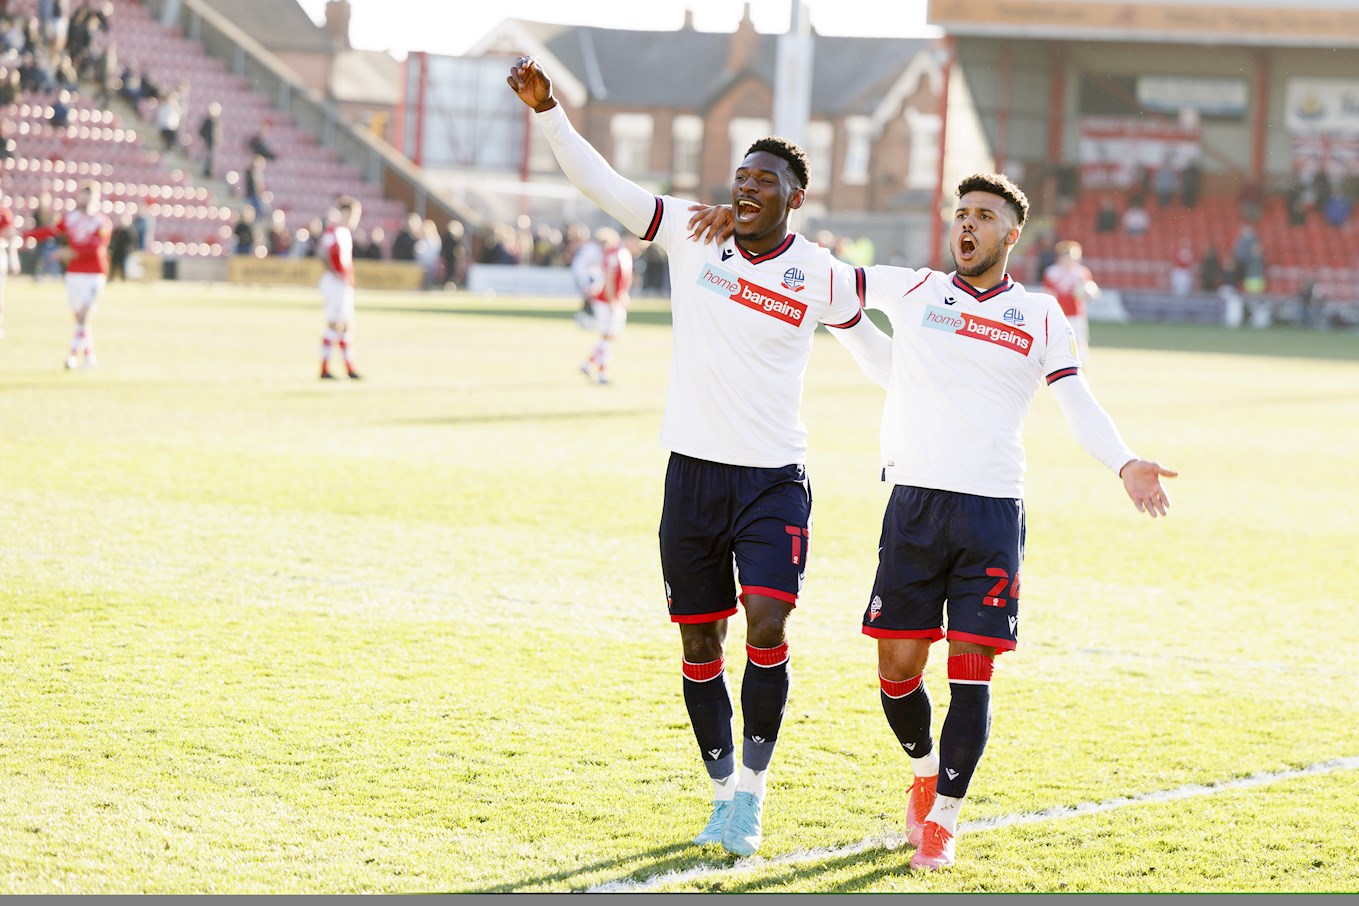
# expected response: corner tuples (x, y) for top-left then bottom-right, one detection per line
(735, 233), (795, 265)
(951, 272), (1014, 303)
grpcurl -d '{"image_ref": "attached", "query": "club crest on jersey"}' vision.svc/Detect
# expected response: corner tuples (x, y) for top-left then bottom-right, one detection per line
(781, 267), (806, 292)
(1002, 307), (1025, 326)
(869, 595), (883, 622)
(921, 305), (1033, 355)
(696, 263), (807, 326)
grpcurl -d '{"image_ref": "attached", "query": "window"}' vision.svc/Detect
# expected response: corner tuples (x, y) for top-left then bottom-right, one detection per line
(672, 115), (703, 189)
(904, 108), (941, 190)
(729, 117), (771, 173)
(805, 121), (832, 193)
(611, 113), (654, 177)
(842, 116), (872, 185)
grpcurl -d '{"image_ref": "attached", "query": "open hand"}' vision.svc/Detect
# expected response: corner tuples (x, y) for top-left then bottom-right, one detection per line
(1119, 459), (1178, 518)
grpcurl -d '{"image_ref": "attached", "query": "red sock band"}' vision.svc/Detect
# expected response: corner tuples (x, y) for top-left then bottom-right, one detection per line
(682, 657), (724, 682)
(746, 642), (789, 667)
(948, 653), (994, 683)
(879, 673), (923, 698)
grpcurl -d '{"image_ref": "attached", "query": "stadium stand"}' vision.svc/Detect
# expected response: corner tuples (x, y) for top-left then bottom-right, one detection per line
(3, 0), (406, 260)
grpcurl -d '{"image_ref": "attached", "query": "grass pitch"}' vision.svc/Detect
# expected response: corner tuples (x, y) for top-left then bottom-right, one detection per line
(1, 279), (1357, 893)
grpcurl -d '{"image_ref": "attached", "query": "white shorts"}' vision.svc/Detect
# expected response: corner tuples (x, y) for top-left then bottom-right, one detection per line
(1068, 313), (1089, 359)
(590, 300), (627, 337)
(66, 272), (105, 313)
(320, 272), (356, 324)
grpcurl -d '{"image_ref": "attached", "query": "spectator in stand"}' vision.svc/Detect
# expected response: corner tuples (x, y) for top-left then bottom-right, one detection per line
(1032, 230), (1056, 284)
(1154, 159), (1177, 208)
(247, 121), (277, 161)
(1121, 197), (1150, 237)
(197, 100), (221, 178)
(1095, 196), (1119, 233)
(1241, 235), (1267, 296)
(359, 225), (384, 259)
(1179, 160), (1201, 208)
(1199, 245), (1223, 292)
(48, 87), (71, 128)
(1170, 239), (1195, 296)
(243, 153), (269, 219)
(1323, 190), (1352, 228)
(232, 206), (258, 256)
(267, 209), (291, 256)
(1238, 181), (1264, 223)
(389, 212), (421, 261)
(107, 211), (135, 280)
(417, 217), (441, 287)
(31, 189), (62, 281)
(440, 219), (469, 289)
(0, 67), (19, 105)
(155, 90), (182, 152)
(118, 58), (143, 103)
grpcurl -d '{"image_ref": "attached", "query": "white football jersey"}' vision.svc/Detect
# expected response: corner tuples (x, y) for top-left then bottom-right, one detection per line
(644, 197), (864, 467)
(853, 267), (1082, 498)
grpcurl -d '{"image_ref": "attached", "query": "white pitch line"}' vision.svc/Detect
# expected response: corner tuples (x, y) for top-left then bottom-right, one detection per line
(587, 755), (1359, 893)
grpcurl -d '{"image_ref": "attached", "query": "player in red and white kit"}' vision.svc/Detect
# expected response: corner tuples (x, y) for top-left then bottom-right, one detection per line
(0, 195), (17, 339)
(509, 57), (891, 858)
(1041, 239), (1100, 361)
(23, 180), (112, 368)
(579, 226), (632, 384)
(317, 196), (362, 380)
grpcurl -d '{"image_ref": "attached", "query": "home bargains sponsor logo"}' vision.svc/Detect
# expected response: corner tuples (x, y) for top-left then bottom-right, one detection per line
(697, 263), (807, 325)
(921, 305), (1032, 355)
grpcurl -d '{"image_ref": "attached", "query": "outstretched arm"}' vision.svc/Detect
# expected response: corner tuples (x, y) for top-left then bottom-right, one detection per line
(507, 57), (657, 238)
(1049, 375), (1177, 518)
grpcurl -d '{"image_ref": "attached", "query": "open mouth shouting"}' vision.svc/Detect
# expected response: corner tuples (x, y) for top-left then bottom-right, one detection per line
(736, 198), (763, 225)
(957, 231), (977, 261)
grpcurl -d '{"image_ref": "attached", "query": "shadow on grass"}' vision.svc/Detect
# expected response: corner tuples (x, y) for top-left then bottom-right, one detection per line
(462, 841), (695, 893)
(1090, 322), (1359, 362)
(384, 306), (678, 328)
(388, 407), (662, 427)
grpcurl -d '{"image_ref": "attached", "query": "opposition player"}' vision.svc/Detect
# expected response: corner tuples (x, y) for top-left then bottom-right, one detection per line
(568, 223), (602, 329)
(508, 56), (891, 858)
(23, 180), (112, 369)
(691, 173), (1176, 871)
(578, 227), (632, 384)
(1041, 239), (1100, 360)
(317, 197), (362, 380)
(0, 194), (16, 338)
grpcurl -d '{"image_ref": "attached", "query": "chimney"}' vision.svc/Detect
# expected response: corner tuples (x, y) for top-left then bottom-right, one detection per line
(726, 2), (757, 73)
(682, 8), (695, 30)
(325, 0), (352, 50)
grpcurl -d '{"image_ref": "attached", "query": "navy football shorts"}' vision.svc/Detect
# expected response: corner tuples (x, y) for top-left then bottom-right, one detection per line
(862, 485), (1025, 651)
(659, 453), (812, 624)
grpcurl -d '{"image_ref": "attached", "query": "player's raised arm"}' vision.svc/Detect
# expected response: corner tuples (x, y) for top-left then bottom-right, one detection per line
(507, 57), (658, 239)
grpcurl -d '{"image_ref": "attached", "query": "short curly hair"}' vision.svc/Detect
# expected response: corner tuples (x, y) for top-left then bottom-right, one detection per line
(745, 136), (810, 189)
(956, 172), (1029, 227)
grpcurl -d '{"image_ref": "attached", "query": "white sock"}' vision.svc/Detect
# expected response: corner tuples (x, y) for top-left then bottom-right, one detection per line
(911, 751), (940, 777)
(735, 765), (767, 800)
(711, 772), (737, 803)
(927, 794), (963, 834)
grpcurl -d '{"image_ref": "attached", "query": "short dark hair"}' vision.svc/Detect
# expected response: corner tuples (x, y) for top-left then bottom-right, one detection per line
(744, 136), (809, 189)
(956, 172), (1029, 227)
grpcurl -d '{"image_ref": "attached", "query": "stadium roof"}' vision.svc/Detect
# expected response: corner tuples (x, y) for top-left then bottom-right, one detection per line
(199, 0), (335, 54)
(928, 0), (1359, 48)
(534, 24), (933, 117)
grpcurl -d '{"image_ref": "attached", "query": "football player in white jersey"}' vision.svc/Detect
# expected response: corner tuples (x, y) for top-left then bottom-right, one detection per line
(689, 173), (1176, 871)
(509, 57), (891, 858)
